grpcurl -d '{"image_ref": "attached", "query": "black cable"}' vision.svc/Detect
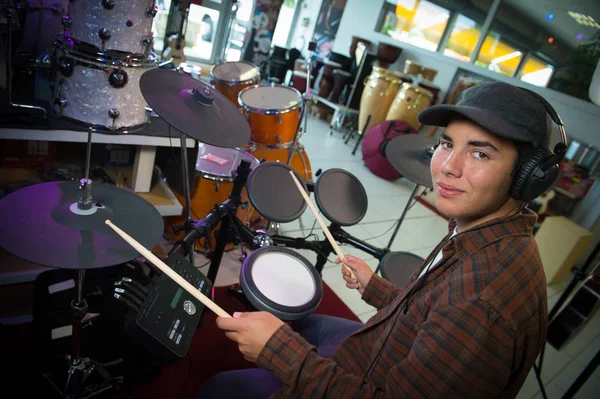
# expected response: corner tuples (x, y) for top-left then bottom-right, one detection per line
(360, 188), (431, 242)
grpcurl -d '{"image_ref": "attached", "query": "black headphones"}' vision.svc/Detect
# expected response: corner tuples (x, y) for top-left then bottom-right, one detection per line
(510, 88), (568, 203)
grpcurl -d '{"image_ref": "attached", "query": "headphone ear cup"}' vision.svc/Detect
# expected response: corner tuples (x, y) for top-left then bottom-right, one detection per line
(511, 150), (557, 202)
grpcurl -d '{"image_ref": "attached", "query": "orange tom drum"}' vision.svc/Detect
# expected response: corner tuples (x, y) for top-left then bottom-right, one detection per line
(163, 144), (261, 252)
(239, 85), (303, 146)
(210, 61), (260, 107)
(246, 144), (312, 184)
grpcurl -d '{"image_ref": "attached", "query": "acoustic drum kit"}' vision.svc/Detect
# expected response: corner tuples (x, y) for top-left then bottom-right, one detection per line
(0, 2), (443, 396)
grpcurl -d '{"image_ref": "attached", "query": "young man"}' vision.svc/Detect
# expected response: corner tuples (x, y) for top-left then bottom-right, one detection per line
(199, 82), (551, 398)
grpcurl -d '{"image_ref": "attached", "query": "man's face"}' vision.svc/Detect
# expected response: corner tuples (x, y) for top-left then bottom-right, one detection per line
(430, 118), (519, 224)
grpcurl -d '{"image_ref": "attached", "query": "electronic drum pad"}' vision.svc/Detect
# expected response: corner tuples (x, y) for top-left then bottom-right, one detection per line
(314, 169), (368, 226)
(245, 162), (308, 223)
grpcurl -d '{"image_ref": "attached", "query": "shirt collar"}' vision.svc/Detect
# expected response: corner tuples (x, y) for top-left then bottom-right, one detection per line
(445, 208), (537, 258)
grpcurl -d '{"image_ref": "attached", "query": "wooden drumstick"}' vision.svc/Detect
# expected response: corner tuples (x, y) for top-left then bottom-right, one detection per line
(105, 220), (231, 318)
(288, 171), (360, 285)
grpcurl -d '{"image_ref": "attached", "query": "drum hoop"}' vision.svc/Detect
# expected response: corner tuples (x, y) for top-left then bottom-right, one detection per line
(240, 247), (323, 315)
(401, 82), (434, 99)
(54, 35), (158, 68)
(247, 141), (296, 150)
(51, 108), (151, 133)
(238, 85), (303, 115)
(210, 61), (261, 85)
(314, 168), (368, 226)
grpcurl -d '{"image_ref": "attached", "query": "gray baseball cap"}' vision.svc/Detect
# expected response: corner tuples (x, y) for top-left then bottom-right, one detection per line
(418, 82), (548, 149)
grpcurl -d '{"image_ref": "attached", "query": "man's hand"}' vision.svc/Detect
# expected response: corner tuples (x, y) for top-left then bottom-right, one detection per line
(216, 311), (285, 363)
(335, 254), (374, 295)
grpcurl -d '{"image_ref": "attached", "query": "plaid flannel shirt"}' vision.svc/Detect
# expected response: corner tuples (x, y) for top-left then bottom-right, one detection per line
(256, 209), (547, 398)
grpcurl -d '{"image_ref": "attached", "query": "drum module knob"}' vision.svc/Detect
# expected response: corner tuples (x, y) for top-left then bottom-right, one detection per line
(108, 69), (128, 88)
(102, 0), (115, 10)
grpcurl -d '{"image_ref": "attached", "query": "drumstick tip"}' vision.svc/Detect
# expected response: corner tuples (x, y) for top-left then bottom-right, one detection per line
(105, 219), (112, 226)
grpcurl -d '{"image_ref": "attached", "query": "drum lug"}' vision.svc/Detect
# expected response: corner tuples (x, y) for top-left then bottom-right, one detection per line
(98, 28), (111, 42)
(54, 79), (67, 113)
(276, 135), (282, 144)
(141, 36), (154, 52)
(215, 181), (220, 192)
(108, 68), (128, 88)
(61, 15), (72, 28)
(146, 5), (158, 18)
(55, 97), (68, 114)
(108, 108), (120, 120)
(102, 0), (115, 10)
(276, 115), (282, 124)
(52, 3), (64, 15)
(58, 57), (74, 77)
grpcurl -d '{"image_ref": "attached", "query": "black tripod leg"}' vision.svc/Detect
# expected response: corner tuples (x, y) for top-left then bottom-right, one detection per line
(315, 241), (332, 274)
(207, 215), (232, 286)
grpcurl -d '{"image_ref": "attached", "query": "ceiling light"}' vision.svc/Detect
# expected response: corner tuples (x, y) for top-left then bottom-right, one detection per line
(568, 11), (600, 29)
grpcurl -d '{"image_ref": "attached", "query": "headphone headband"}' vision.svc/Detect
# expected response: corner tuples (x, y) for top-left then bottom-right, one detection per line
(517, 87), (568, 159)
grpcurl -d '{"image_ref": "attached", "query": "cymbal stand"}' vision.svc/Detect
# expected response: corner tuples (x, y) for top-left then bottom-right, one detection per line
(286, 39), (316, 166)
(179, 131), (195, 265)
(383, 183), (420, 252)
(57, 129), (114, 398)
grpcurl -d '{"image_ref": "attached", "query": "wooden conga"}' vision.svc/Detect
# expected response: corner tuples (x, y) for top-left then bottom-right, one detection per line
(385, 83), (433, 131)
(358, 67), (401, 133)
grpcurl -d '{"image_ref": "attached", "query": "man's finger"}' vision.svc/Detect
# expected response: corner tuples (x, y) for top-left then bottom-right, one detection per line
(224, 331), (240, 342)
(217, 317), (246, 332)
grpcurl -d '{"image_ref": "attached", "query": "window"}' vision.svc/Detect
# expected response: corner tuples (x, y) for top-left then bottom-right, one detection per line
(482, 0), (600, 97)
(374, 0), (600, 102)
(519, 56), (554, 87)
(443, 14), (483, 62)
(475, 31), (523, 77)
(377, 0), (450, 52)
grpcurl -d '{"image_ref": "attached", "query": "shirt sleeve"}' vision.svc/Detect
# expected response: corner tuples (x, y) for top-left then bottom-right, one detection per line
(257, 300), (516, 399)
(361, 274), (403, 309)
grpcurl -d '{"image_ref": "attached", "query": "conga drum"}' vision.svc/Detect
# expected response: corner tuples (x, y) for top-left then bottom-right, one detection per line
(403, 60), (422, 77)
(329, 69), (352, 103)
(385, 83), (433, 131)
(239, 85), (303, 146)
(418, 80), (441, 105)
(210, 61), (260, 107)
(420, 67), (438, 82)
(163, 144), (261, 251)
(317, 60), (342, 98)
(359, 67), (401, 133)
(291, 70), (308, 93)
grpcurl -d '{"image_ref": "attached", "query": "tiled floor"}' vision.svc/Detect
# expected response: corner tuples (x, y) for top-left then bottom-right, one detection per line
(186, 115), (599, 398)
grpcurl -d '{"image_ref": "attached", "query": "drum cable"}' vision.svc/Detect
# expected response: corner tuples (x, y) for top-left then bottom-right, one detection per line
(360, 188), (430, 242)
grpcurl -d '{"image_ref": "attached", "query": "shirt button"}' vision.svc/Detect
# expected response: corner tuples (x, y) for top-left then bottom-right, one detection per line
(411, 276), (416, 281)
